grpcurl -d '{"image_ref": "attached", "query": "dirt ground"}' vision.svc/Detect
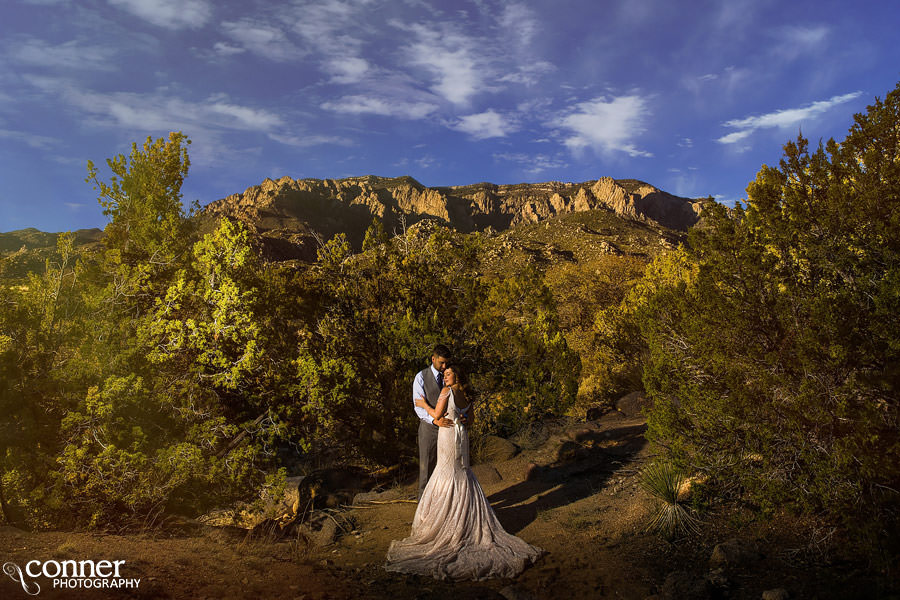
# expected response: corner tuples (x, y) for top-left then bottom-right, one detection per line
(1, 412), (894, 600)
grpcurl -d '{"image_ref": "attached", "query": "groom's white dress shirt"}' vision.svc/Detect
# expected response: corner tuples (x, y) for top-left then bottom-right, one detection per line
(412, 365), (442, 425)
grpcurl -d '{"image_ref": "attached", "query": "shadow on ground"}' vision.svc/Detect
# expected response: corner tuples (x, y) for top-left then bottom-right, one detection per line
(489, 423), (647, 533)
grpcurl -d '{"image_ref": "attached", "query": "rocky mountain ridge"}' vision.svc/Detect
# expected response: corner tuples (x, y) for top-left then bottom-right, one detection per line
(2, 176), (707, 268)
(199, 175), (708, 260)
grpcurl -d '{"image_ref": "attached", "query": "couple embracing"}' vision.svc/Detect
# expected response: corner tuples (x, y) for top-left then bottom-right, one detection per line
(384, 345), (545, 581)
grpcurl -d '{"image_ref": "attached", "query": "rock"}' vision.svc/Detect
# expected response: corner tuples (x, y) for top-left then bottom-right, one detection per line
(709, 538), (762, 568)
(616, 391), (650, 417)
(314, 519), (338, 547)
(352, 490), (387, 505)
(660, 571), (709, 600)
(590, 176), (705, 230)
(282, 476), (305, 515)
(524, 462), (542, 481)
(197, 508), (238, 527)
(676, 474), (709, 502)
(198, 475), (307, 529)
(299, 466), (376, 510)
(565, 425), (596, 440)
(298, 519), (338, 548)
(351, 486), (405, 505)
(500, 585), (537, 600)
(480, 435), (519, 462)
(471, 464), (503, 485)
(705, 567), (730, 590)
(761, 589), (790, 600)
(597, 240), (623, 255)
(585, 404), (610, 420)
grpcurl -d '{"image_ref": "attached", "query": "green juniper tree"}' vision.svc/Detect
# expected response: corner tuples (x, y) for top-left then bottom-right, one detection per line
(637, 83), (900, 553)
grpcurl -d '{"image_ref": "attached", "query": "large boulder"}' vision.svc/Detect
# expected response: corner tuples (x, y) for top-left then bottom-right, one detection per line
(479, 435), (519, 463)
(709, 538), (762, 568)
(471, 464), (503, 485)
(615, 391), (651, 417)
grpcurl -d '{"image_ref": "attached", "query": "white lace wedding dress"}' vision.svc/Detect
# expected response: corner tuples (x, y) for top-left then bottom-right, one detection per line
(384, 387), (544, 580)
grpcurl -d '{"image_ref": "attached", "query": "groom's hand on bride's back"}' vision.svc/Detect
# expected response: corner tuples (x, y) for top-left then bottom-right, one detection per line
(434, 416), (453, 428)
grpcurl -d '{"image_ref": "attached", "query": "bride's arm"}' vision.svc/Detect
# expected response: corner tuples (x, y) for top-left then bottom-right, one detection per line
(415, 388), (450, 419)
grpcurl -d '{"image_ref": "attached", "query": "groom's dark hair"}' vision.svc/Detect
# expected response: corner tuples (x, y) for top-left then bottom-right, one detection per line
(432, 344), (451, 359)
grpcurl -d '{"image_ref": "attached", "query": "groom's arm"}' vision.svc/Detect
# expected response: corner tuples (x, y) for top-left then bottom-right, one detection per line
(459, 404), (474, 426)
(412, 372), (433, 424)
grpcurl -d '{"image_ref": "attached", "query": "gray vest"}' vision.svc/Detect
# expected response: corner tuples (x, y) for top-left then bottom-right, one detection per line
(420, 367), (442, 409)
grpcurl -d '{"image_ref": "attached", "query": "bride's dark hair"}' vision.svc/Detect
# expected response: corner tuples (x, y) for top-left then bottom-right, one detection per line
(444, 362), (467, 387)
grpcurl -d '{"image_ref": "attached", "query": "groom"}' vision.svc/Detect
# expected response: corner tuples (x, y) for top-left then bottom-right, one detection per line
(412, 344), (468, 500)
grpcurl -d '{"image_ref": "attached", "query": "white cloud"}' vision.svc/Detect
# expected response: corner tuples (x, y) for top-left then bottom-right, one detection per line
(398, 22), (485, 106)
(287, 0), (372, 83)
(291, 0), (367, 51)
(107, 0), (212, 30)
(321, 95), (438, 119)
(556, 95), (652, 158)
(684, 66), (750, 96)
(773, 25), (830, 60)
(212, 42), (246, 57)
(6, 37), (117, 71)
(0, 128), (60, 150)
(267, 132), (354, 147)
(205, 98), (285, 130)
(452, 110), (513, 139)
(415, 155), (435, 169)
(21, 75), (292, 164)
(716, 130), (753, 144)
(326, 57), (370, 84)
(221, 19), (305, 62)
(717, 91), (862, 144)
(494, 152), (567, 174)
(499, 4), (538, 44)
(498, 61), (556, 86)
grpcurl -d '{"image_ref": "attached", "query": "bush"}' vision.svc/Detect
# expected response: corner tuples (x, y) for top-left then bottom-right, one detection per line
(638, 83), (900, 553)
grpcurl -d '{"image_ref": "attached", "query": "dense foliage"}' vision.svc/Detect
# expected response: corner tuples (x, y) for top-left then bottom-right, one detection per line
(633, 84), (900, 549)
(294, 220), (580, 463)
(0, 134), (579, 530)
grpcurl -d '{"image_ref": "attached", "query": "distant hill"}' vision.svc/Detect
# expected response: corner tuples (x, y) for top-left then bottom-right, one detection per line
(0, 227), (104, 252)
(0, 227), (104, 278)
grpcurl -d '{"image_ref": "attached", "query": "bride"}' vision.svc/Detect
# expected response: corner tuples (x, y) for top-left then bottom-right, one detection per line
(384, 363), (544, 580)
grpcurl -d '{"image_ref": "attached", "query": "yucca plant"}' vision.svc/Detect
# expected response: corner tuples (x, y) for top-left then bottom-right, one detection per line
(640, 461), (701, 539)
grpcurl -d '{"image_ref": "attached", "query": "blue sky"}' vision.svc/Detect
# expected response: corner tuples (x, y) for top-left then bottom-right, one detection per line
(2, 0), (899, 233)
